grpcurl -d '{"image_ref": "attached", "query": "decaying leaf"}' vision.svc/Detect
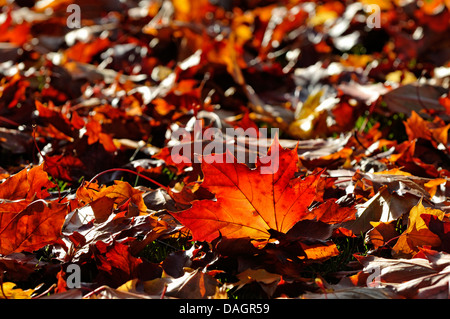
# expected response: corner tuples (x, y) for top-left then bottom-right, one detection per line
(349, 247), (450, 298)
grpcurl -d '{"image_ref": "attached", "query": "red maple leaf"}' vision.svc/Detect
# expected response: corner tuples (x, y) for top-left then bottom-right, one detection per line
(172, 138), (355, 242)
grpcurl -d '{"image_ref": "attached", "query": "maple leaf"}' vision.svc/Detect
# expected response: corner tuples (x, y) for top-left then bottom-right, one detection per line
(403, 111), (450, 147)
(365, 221), (399, 249)
(172, 138), (354, 242)
(0, 164), (56, 201)
(85, 120), (117, 152)
(0, 200), (69, 255)
(93, 240), (146, 288)
(43, 154), (85, 182)
(422, 214), (450, 253)
(392, 200), (445, 258)
(76, 180), (148, 217)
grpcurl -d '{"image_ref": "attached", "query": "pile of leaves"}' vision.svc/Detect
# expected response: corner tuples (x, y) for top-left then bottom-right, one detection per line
(0, 0), (450, 299)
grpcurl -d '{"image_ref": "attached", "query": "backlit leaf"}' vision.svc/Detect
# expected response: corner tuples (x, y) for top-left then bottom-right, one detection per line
(0, 200), (69, 255)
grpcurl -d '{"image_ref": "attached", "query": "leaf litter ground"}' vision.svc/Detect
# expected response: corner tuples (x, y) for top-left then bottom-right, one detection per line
(0, 0), (450, 299)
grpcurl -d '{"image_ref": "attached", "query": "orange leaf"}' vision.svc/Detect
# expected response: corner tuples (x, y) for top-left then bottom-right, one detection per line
(85, 120), (102, 145)
(65, 38), (111, 63)
(0, 164), (56, 200)
(306, 199), (356, 224)
(172, 139), (339, 241)
(300, 241), (340, 261)
(90, 196), (116, 223)
(404, 111), (450, 146)
(0, 200), (69, 255)
(424, 178), (447, 198)
(76, 180), (148, 216)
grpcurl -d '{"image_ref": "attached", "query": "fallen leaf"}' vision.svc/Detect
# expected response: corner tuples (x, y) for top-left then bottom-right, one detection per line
(0, 164), (56, 200)
(0, 282), (34, 299)
(350, 247), (450, 298)
(76, 180), (148, 216)
(342, 186), (417, 234)
(172, 138), (327, 241)
(404, 111), (450, 147)
(422, 214), (450, 253)
(392, 200), (445, 258)
(0, 200), (69, 255)
(235, 268), (282, 297)
(365, 221), (399, 249)
(382, 83), (447, 117)
(142, 268), (226, 299)
(94, 240), (145, 288)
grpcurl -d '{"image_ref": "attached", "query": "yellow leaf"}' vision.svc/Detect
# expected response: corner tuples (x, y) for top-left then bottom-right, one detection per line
(117, 279), (139, 292)
(359, 0), (393, 10)
(308, 9), (338, 27)
(374, 168), (412, 176)
(289, 90), (329, 139)
(424, 178), (447, 198)
(0, 282), (34, 299)
(386, 70), (417, 85)
(392, 200), (445, 258)
(295, 90), (324, 121)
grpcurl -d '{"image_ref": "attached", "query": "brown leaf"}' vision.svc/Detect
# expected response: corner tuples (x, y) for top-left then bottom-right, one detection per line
(142, 268), (225, 299)
(342, 187), (418, 235)
(235, 268), (281, 297)
(351, 247), (450, 298)
(0, 253), (47, 282)
(382, 83), (447, 117)
(365, 221), (399, 249)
